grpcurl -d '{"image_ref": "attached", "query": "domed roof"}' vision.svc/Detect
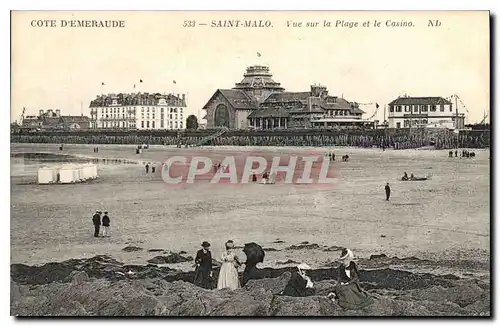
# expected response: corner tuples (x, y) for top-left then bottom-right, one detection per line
(233, 65), (284, 91)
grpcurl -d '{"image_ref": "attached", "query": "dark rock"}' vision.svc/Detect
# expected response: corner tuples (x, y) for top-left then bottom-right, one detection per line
(11, 281), (21, 303)
(300, 241), (309, 244)
(269, 295), (338, 316)
(262, 247), (279, 252)
(122, 246), (143, 252)
(273, 240), (285, 244)
(323, 245), (344, 252)
(244, 272), (292, 295)
(276, 259), (300, 265)
(286, 244), (321, 250)
(147, 249), (164, 252)
(147, 253), (193, 265)
(179, 251), (187, 255)
(10, 263), (490, 317)
(67, 271), (89, 285)
(370, 254), (388, 260)
(408, 284), (484, 308)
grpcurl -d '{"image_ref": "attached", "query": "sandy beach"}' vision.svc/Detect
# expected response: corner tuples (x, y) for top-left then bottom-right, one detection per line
(10, 144), (490, 279)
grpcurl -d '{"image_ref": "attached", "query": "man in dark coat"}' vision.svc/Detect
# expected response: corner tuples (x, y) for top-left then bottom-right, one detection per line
(92, 211), (101, 237)
(102, 211), (110, 237)
(145, 163), (150, 173)
(194, 241), (213, 289)
(385, 183), (391, 201)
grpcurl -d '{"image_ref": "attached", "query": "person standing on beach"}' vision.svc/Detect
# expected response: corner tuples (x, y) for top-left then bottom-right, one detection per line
(102, 211), (110, 237)
(145, 163), (150, 174)
(151, 164), (156, 174)
(194, 241), (213, 289)
(385, 183), (391, 201)
(92, 211), (101, 237)
(217, 240), (241, 290)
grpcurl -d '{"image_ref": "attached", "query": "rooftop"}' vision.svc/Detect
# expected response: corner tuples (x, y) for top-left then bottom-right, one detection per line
(389, 96), (452, 106)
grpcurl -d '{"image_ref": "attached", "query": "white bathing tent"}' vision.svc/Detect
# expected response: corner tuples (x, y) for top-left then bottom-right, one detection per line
(37, 166), (57, 184)
(71, 164), (82, 182)
(37, 163), (98, 184)
(58, 165), (76, 184)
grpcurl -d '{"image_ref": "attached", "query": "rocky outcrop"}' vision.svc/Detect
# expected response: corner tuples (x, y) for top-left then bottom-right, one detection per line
(10, 253), (491, 317)
(10, 271), (490, 316)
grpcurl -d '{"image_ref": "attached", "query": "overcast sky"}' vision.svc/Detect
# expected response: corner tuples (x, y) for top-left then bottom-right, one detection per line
(11, 11), (489, 123)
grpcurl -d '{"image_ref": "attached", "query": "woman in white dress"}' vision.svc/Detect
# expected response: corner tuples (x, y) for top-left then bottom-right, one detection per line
(217, 240), (241, 290)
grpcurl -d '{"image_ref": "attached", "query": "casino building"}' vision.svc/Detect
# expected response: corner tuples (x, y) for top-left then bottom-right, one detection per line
(89, 92), (187, 130)
(201, 65), (375, 129)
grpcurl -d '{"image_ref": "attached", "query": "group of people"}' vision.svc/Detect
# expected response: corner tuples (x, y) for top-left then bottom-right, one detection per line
(284, 248), (374, 309)
(194, 240), (242, 291)
(144, 163), (156, 174)
(449, 149), (476, 158)
(91, 210), (111, 237)
(401, 172), (414, 181)
(401, 172), (430, 182)
(193, 242), (374, 310)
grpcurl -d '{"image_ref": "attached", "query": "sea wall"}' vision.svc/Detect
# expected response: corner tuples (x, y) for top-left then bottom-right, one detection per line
(10, 128), (490, 149)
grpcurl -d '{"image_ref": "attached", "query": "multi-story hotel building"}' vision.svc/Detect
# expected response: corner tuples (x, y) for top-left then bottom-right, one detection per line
(89, 92), (187, 130)
(387, 96), (465, 129)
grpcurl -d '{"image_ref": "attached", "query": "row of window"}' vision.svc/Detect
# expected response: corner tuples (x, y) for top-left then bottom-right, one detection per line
(390, 104), (451, 113)
(395, 119), (428, 128)
(140, 113), (182, 120)
(403, 119), (428, 127)
(100, 107), (183, 114)
(100, 121), (184, 129)
(99, 113), (182, 120)
(140, 120), (183, 129)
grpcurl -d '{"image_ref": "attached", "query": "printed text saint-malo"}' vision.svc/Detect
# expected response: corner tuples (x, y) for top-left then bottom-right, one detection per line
(210, 20), (272, 28)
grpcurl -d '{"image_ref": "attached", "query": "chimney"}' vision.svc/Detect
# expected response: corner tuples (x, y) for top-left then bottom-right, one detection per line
(39, 109), (44, 116)
(56, 109), (61, 117)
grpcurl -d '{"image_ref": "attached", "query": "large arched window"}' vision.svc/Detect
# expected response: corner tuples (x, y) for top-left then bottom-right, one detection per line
(214, 104), (230, 128)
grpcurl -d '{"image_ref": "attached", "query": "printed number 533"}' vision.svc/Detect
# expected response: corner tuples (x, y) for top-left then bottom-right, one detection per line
(183, 21), (196, 27)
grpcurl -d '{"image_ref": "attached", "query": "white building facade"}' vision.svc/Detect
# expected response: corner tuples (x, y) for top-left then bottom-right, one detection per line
(89, 93), (187, 130)
(387, 96), (465, 129)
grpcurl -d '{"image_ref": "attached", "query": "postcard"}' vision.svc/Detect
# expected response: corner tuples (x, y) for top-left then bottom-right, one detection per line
(10, 10), (490, 317)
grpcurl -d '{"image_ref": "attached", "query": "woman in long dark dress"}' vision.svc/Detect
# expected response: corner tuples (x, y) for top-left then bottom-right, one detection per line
(283, 263), (315, 297)
(333, 249), (374, 310)
(194, 241), (213, 289)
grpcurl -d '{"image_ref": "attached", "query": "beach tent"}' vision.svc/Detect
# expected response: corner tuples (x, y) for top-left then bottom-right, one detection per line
(91, 164), (98, 179)
(37, 167), (56, 184)
(59, 166), (75, 184)
(72, 165), (82, 182)
(82, 164), (93, 180)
